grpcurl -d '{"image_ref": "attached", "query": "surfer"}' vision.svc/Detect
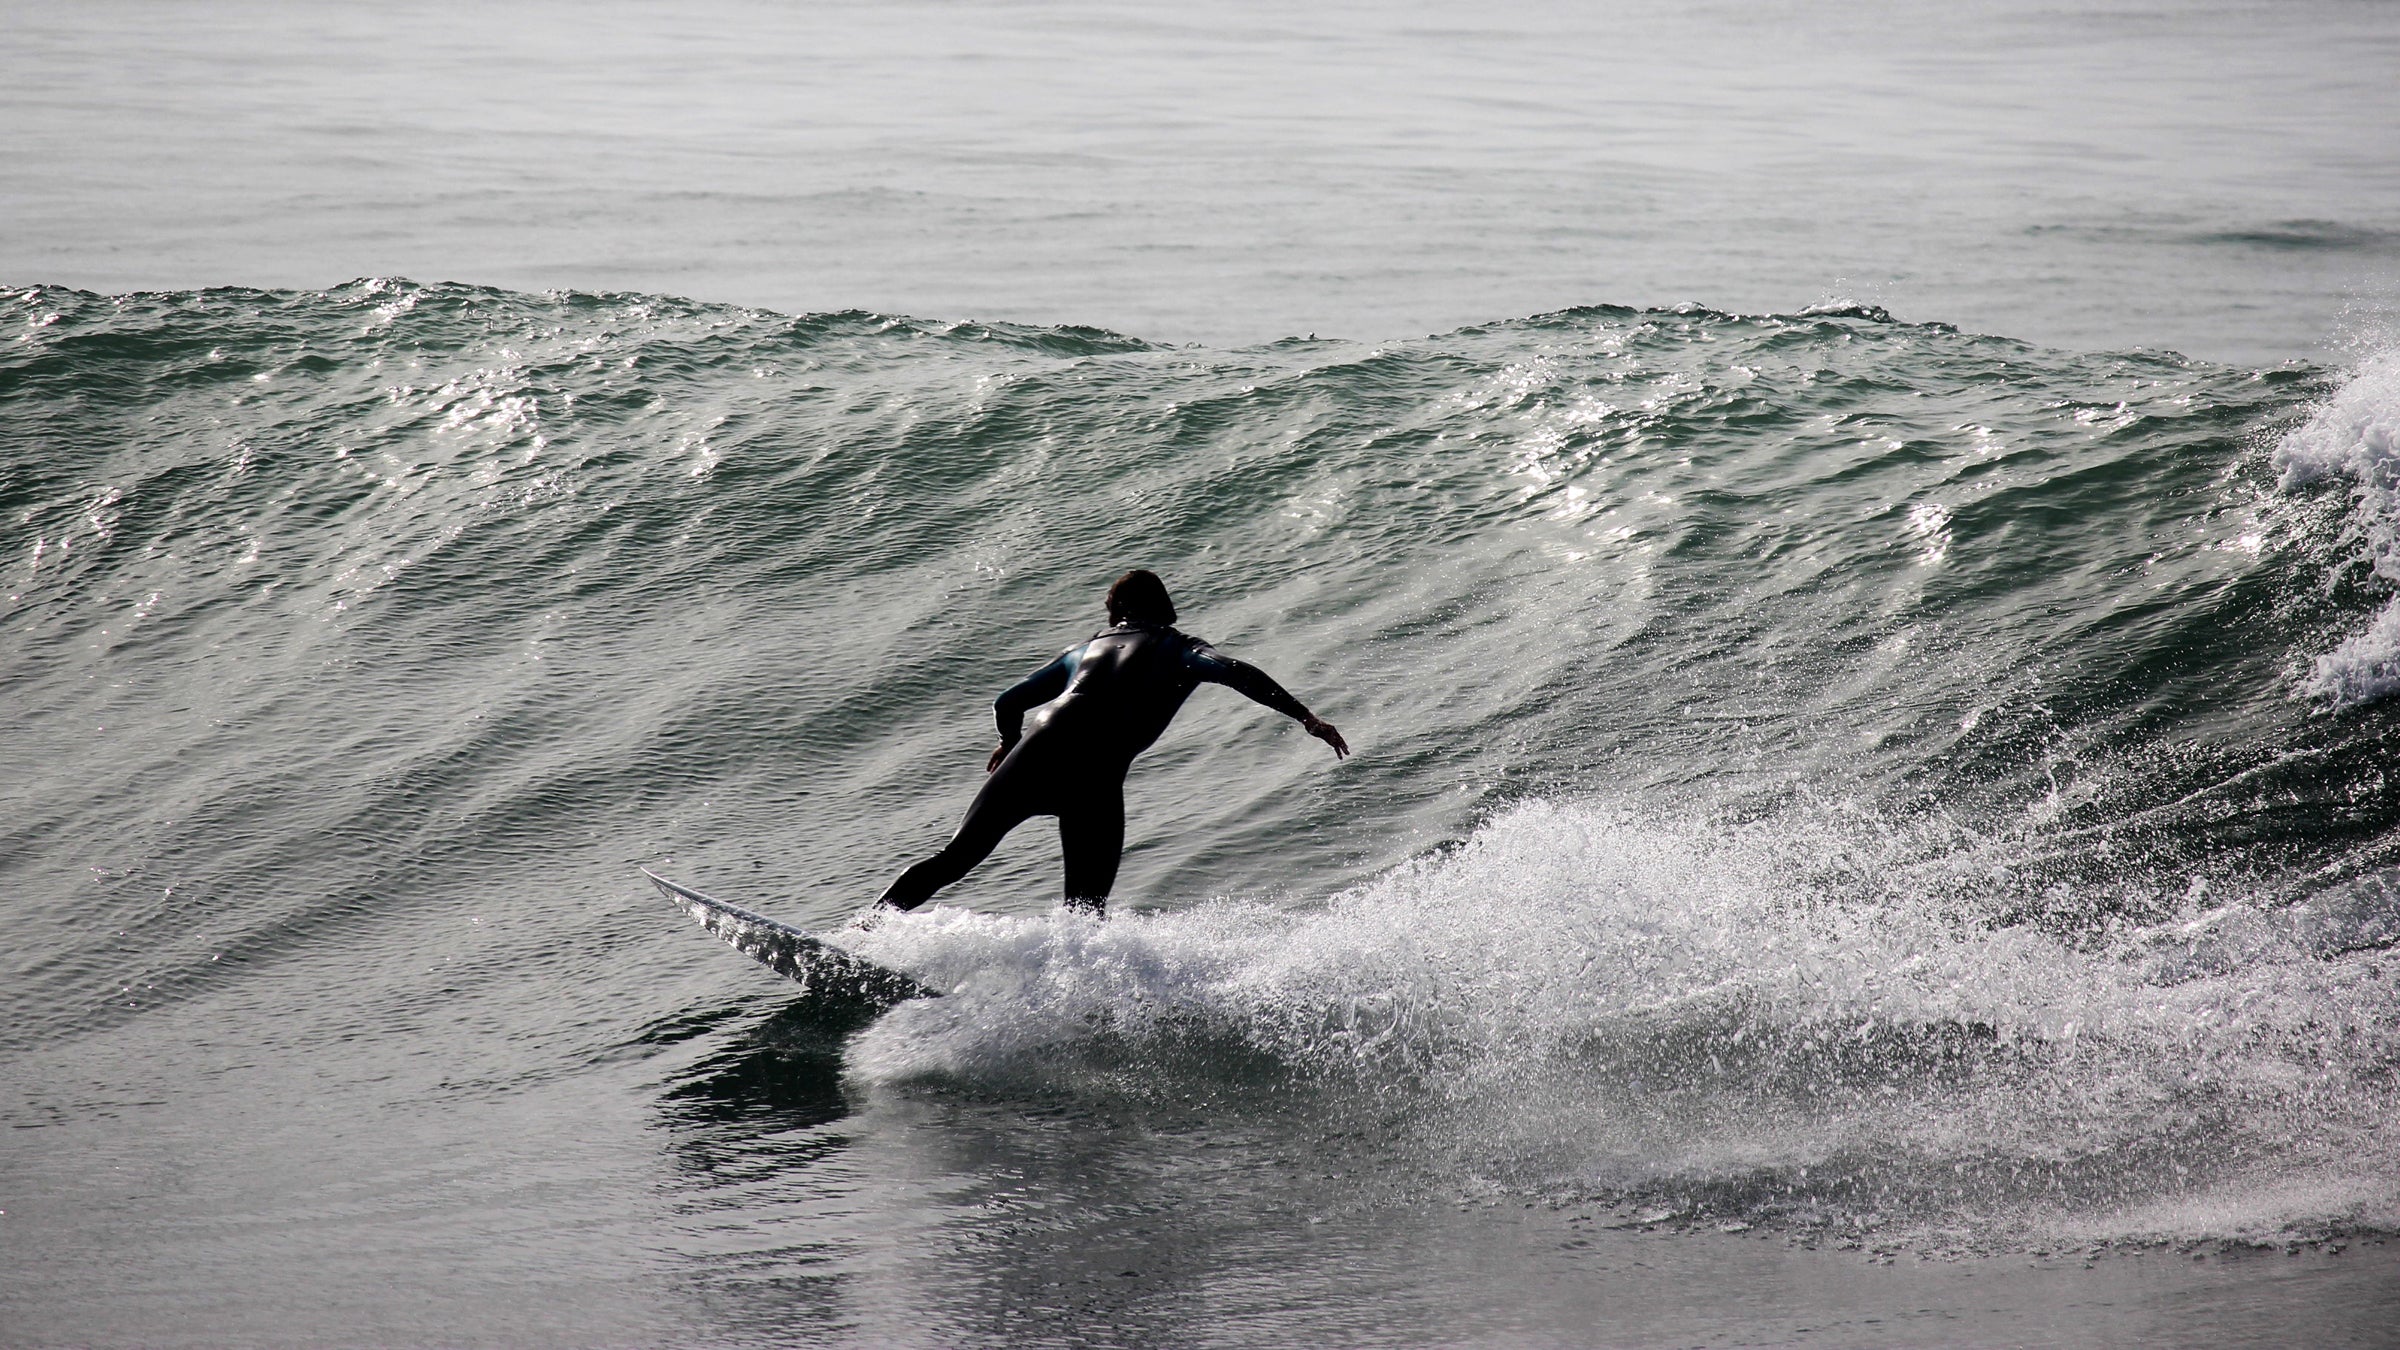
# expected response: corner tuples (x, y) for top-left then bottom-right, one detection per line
(876, 569), (1348, 915)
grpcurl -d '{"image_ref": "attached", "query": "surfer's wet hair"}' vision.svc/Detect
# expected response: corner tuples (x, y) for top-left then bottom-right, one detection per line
(1106, 569), (1177, 626)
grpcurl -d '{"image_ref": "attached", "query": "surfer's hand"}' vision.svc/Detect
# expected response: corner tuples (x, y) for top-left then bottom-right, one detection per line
(1303, 715), (1349, 760)
(987, 740), (1013, 773)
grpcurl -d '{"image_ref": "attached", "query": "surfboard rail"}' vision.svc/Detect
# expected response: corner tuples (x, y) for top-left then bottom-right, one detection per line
(644, 867), (938, 1005)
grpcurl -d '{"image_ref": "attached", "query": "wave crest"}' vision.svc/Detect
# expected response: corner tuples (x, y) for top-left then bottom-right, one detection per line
(2276, 348), (2400, 703)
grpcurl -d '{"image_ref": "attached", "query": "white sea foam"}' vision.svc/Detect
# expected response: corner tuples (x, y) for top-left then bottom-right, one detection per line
(841, 800), (2400, 1249)
(2276, 347), (2400, 703)
(2301, 597), (2400, 705)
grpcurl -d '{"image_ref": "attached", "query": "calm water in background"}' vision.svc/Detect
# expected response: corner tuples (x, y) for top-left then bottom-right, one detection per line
(7, 0), (2400, 364)
(8, 3), (2400, 1348)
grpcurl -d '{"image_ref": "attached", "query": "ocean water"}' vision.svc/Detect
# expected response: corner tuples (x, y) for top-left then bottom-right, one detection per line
(8, 0), (2400, 364)
(8, 4), (2400, 1348)
(10, 282), (2400, 1345)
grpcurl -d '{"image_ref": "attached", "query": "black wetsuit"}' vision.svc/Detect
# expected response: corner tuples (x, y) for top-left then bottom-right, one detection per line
(878, 621), (1314, 913)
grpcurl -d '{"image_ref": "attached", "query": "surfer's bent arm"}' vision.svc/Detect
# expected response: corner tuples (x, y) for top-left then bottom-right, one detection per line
(993, 648), (1077, 746)
(1184, 642), (1349, 759)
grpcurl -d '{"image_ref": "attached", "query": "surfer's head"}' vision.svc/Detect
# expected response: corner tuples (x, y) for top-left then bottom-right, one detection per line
(1106, 569), (1177, 626)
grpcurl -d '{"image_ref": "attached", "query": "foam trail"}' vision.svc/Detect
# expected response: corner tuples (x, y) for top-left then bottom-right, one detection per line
(841, 801), (2400, 1249)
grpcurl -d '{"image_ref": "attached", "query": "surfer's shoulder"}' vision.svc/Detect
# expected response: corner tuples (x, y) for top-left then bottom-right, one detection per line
(1177, 632), (1232, 670)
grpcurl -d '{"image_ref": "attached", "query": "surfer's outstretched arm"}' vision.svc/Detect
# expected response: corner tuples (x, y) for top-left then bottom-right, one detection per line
(1184, 643), (1349, 759)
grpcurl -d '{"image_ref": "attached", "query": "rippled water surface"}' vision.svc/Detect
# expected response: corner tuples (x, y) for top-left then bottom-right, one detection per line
(6, 0), (2400, 362)
(9, 281), (2400, 1345)
(7, 3), (2400, 1346)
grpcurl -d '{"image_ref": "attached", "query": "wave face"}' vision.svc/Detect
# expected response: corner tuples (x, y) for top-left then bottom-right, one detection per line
(6, 280), (2400, 1256)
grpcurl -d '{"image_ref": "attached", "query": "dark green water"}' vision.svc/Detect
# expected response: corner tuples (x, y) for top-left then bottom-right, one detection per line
(6, 281), (2399, 1345)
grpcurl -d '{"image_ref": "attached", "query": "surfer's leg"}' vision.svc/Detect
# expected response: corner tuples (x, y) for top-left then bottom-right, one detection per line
(1056, 791), (1124, 914)
(878, 771), (1043, 911)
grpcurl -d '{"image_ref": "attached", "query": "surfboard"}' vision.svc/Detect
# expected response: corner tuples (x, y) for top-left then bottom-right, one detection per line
(644, 868), (939, 1006)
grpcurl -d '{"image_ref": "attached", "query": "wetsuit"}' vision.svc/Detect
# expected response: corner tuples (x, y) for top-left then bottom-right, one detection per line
(878, 621), (1315, 913)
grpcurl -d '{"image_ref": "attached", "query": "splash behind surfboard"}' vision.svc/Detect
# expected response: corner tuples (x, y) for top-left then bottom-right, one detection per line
(644, 868), (938, 1006)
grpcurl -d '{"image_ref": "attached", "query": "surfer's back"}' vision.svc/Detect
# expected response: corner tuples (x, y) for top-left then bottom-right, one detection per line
(1030, 622), (1208, 761)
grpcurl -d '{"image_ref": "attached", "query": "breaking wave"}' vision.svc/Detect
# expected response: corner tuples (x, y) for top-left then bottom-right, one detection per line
(844, 800), (2400, 1250)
